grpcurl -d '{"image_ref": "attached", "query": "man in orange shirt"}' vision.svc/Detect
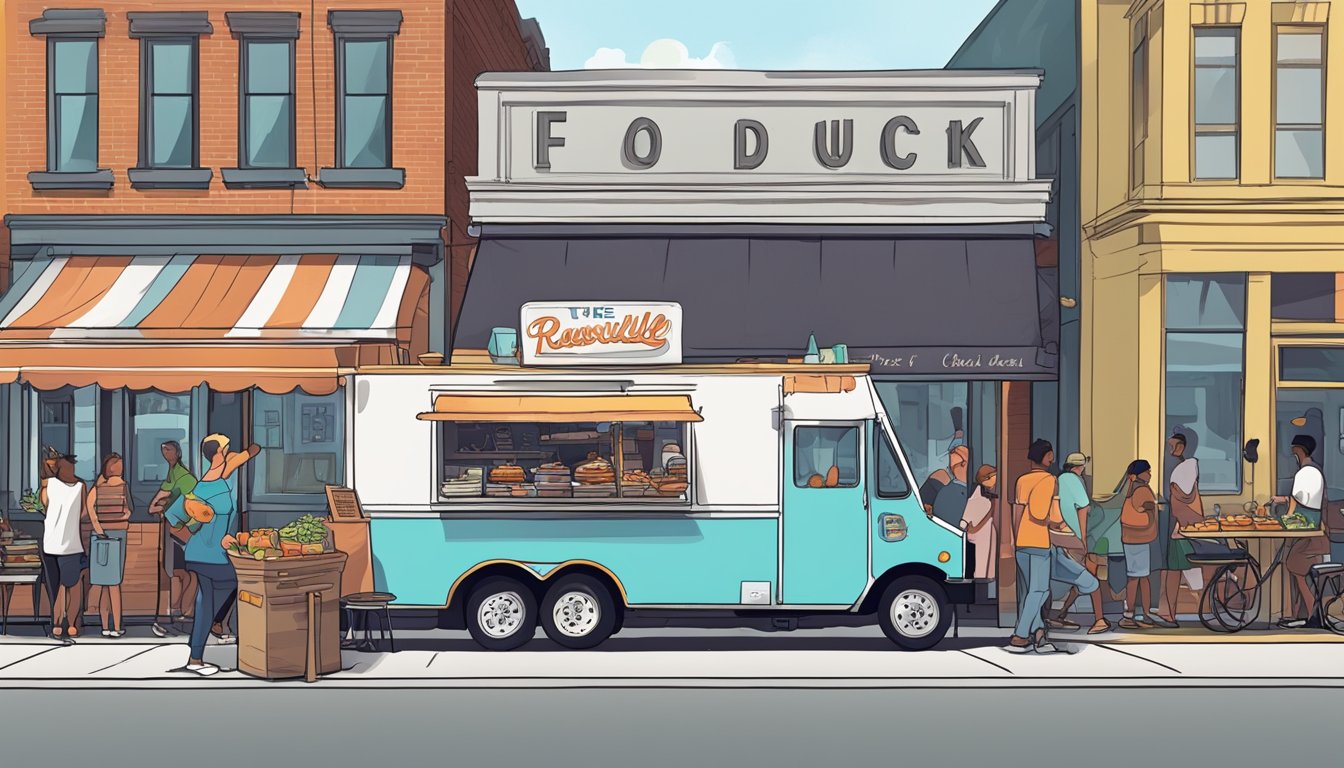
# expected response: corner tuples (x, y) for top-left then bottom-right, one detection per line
(1008, 439), (1067, 653)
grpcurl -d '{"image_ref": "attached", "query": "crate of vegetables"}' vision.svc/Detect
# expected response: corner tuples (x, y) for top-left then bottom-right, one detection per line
(278, 514), (333, 556)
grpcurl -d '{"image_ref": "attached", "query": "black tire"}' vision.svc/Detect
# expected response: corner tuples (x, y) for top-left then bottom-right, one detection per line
(540, 574), (618, 650)
(877, 576), (951, 651)
(465, 576), (538, 651)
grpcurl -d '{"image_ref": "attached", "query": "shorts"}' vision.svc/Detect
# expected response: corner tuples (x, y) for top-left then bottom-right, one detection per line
(1167, 537), (1195, 571)
(40, 551), (84, 588)
(1051, 547), (1099, 594)
(90, 529), (127, 587)
(1123, 542), (1151, 578)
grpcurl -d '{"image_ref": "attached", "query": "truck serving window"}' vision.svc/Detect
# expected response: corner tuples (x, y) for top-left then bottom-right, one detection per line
(792, 425), (859, 488)
(438, 420), (688, 502)
(876, 432), (912, 498)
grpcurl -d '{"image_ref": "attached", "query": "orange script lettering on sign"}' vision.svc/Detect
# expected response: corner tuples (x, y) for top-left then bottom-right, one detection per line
(527, 312), (673, 355)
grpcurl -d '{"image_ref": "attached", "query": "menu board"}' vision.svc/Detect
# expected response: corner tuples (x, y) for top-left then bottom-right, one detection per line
(325, 485), (366, 522)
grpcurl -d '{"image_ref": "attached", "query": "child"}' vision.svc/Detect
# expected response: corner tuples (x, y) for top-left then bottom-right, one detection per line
(1118, 459), (1158, 630)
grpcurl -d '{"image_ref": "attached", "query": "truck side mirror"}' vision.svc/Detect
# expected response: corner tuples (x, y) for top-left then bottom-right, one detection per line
(1243, 439), (1259, 464)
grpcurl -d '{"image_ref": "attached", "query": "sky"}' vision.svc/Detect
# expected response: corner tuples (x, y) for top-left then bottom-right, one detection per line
(514, 0), (1002, 71)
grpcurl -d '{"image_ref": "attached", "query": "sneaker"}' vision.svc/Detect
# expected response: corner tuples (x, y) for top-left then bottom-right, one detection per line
(1046, 617), (1081, 631)
(107, 629), (126, 639)
(185, 663), (219, 677)
(1149, 615), (1180, 629)
(151, 623), (171, 638)
(1004, 636), (1034, 654)
(1277, 618), (1308, 629)
(212, 634), (237, 645)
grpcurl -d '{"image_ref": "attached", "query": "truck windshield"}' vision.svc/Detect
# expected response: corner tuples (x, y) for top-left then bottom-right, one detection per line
(875, 428), (912, 498)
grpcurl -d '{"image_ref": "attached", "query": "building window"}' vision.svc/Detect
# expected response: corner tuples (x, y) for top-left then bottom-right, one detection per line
(1193, 27), (1240, 180)
(241, 40), (296, 168)
(1274, 27), (1325, 179)
(875, 430), (912, 498)
(250, 390), (345, 502)
(131, 391), (192, 505)
(1131, 15), (1148, 189)
(1164, 274), (1246, 492)
(320, 11), (404, 189)
(49, 38), (100, 173)
(1272, 273), (1336, 321)
(143, 39), (198, 169)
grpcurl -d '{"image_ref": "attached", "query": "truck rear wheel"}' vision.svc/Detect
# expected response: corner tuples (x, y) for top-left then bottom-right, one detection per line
(541, 574), (618, 649)
(465, 576), (537, 651)
(877, 576), (951, 651)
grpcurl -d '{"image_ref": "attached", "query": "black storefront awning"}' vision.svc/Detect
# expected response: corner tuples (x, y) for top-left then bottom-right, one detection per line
(455, 232), (1057, 379)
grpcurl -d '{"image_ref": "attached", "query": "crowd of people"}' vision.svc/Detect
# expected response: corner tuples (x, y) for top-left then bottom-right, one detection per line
(34, 435), (260, 676)
(913, 422), (1335, 654)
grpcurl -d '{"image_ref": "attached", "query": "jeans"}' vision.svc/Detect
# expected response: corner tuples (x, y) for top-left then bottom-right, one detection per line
(186, 562), (237, 660)
(1051, 547), (1099, 595)
(1014, 547), (1052, 639)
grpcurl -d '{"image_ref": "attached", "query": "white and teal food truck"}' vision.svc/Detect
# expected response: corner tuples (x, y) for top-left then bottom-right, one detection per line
(351, 303), (971, 650)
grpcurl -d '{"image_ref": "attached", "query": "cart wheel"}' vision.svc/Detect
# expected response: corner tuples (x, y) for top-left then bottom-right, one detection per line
(1198, 576), (1229, 633)
(540, 574), (618, 650)
(877, 576), (951, 651)
(1323, 595), (1344, 635)
(465, 577), (537, 651)
(1207, 561), (1261, 633)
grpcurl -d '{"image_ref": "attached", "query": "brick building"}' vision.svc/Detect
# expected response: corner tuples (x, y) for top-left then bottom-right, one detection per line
(0, 1), (545, 622)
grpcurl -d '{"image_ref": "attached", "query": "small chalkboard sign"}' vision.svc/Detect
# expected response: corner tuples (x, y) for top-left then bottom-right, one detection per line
(325, 485), (366, 522)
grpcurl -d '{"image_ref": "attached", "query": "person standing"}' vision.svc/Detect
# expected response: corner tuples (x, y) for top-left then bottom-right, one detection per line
(932, 446), (971, 527)
(1007, 439), (1066, 654)
(1119, 460), (1158, 630)
(86, 454), (132, 638)
(959, 465), (998, 580)
(1273, 434), (1330, 628)
(39, 452), (100, 641)
(149, 441), (197, 637)
(1050, 453), (1110, 634)
(164, 434), (259, 676)
(1156, 431), (1203, 628)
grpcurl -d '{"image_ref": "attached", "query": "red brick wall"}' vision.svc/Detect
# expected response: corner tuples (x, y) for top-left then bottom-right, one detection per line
(445, 0), (546, 336)
(4, 0), (447, 216)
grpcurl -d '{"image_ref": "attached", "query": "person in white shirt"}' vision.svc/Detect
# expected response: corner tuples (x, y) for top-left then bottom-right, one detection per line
(39, 452), (102, 641)
(1272, 434), (1330, 628)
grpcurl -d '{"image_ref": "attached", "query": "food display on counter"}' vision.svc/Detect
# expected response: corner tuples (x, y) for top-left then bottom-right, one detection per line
(224, 516), (332, 560)
(533, 462), (573, 498)
(488, 464), (527, 484)
(0, 530), (40, 570)
(440, 467), (485, 497)
(1182, 519), (1221, 533)
(1252, 516), (1283, 530)
(574, 453), (616, 484)
(1218, 514), (1255, 530)
(1281, 511), (1317, 530)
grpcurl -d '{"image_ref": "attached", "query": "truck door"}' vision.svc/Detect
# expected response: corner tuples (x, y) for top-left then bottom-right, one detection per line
(782, 421), (869, 605)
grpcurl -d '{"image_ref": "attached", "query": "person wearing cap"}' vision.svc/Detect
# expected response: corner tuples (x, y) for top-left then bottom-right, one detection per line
(163, 434), (260, 676)
(38, 451), (103, 641)
(1272, 434), (1330, 628)
(1155, 430), (1204, 629)
(959, 465), (998, 579)
(1049, 452), (1110, 634)
(1118, 460), (1158, 630)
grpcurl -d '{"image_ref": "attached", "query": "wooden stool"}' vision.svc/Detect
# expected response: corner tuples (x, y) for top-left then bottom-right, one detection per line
(341, 592), (396, 652)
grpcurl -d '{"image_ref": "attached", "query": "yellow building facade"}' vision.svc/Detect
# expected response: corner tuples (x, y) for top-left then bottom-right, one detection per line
(1083, 0), (1344, 507)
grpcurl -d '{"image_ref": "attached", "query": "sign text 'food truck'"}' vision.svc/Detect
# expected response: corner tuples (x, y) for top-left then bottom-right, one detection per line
(521, 302), (683, 365)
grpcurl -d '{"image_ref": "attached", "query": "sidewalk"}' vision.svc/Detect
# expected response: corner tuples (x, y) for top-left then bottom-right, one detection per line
(2, 625), (1342, 689)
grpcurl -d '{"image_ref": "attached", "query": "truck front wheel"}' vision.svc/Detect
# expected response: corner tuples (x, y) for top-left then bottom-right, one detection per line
(877, 576), (951, 651)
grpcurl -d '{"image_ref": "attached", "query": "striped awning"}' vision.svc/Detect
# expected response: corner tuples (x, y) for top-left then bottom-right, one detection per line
(0, 254), (429, 341)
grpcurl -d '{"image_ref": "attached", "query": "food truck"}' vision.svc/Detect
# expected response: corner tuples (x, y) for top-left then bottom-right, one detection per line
(350, 303), (972, 651)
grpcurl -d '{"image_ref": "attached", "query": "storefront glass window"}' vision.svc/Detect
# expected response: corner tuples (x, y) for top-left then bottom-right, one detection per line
(874, 382), (970, 503)
(438, 421), (688, 502)
(131, 392), (191, 504)
(250, 390), (345, 501)
(39, 386), (98, 482)
(1165, 274), (1246, 492)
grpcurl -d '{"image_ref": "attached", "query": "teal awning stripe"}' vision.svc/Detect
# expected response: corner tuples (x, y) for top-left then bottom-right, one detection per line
(332, 255), (401, 329)
(119, 254), (196, 328)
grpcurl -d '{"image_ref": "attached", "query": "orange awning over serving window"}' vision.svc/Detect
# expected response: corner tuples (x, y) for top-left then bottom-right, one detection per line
(0, 343), (401, 395)
(416, 394), (704, 423)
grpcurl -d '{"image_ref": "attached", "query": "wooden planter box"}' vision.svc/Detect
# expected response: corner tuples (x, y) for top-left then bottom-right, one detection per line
(230, 551), (348, 681)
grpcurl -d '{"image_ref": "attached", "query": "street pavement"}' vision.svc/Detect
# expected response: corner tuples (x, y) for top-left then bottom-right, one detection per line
(0, 623), (1342, 689)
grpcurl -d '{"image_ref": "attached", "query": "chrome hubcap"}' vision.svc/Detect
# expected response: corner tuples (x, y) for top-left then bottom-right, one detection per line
(478, 591), (526, 639)
(891, 589), (938, 638)
(552, 591), (600, 638)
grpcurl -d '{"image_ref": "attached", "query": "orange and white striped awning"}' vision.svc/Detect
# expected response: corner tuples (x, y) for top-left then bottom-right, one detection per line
(0, 254), (429, 341)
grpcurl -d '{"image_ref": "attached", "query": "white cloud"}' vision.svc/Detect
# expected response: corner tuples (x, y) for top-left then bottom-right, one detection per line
(584, 38), (735, 69)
